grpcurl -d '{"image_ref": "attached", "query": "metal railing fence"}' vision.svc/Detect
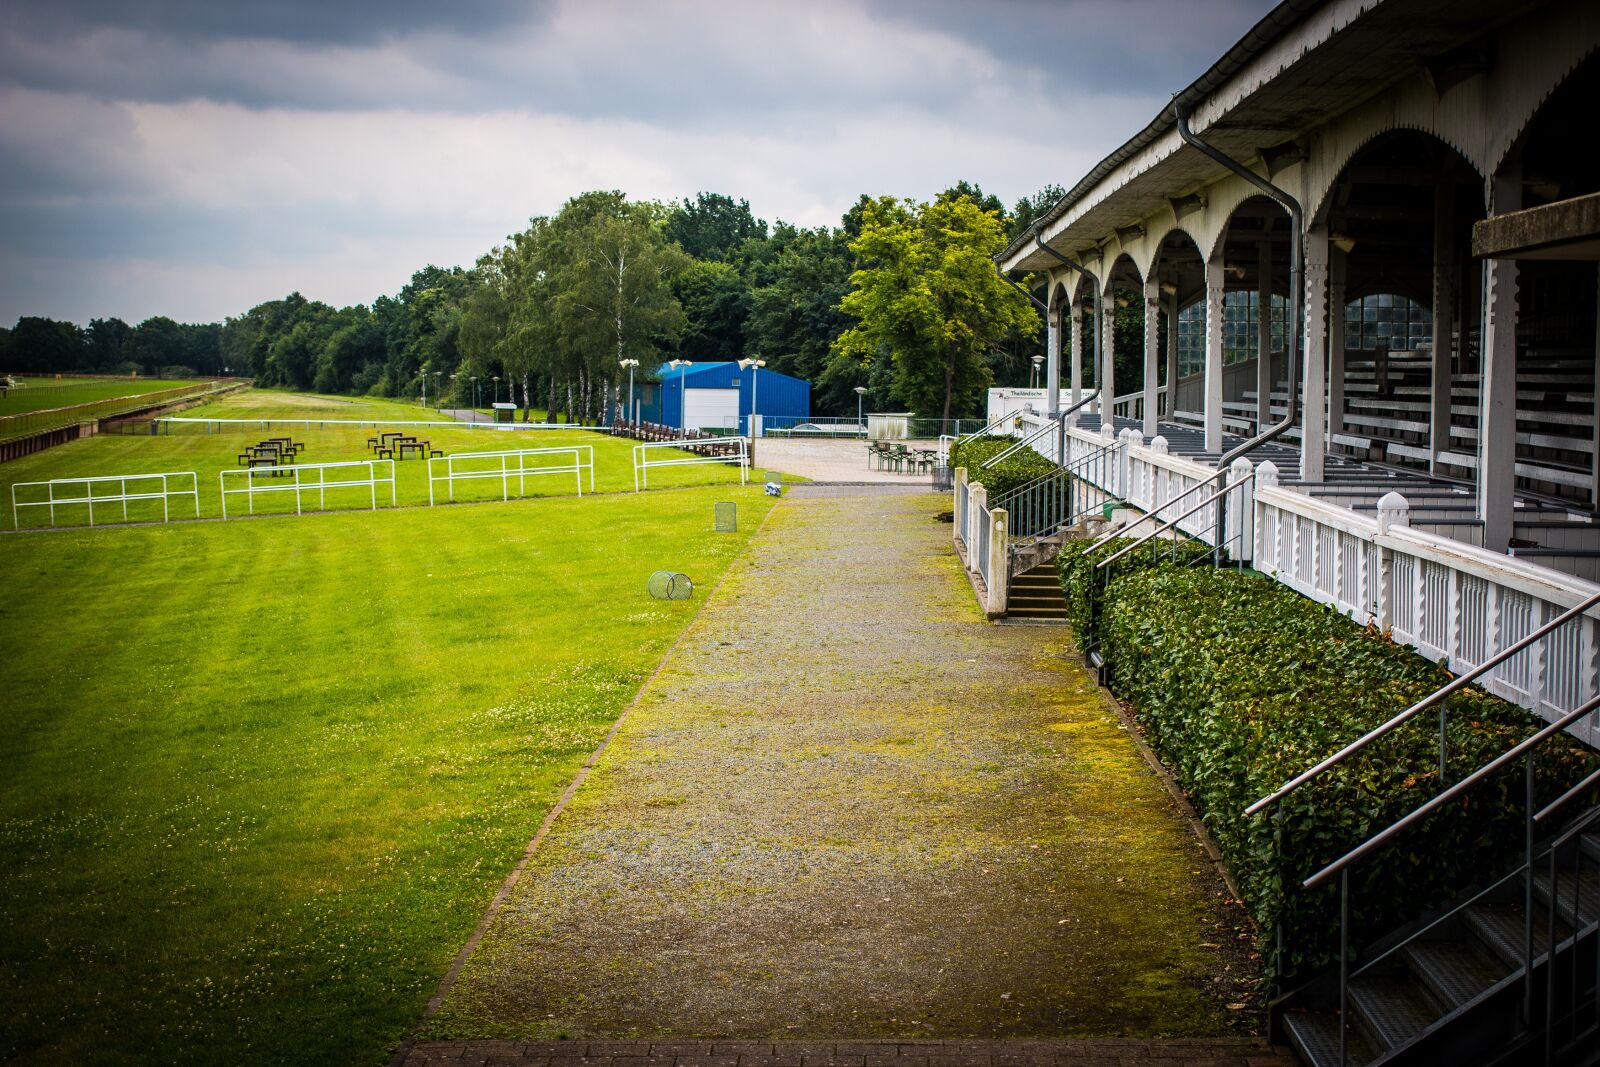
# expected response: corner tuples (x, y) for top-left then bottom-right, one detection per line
(10, 470), (200, 529)
(427, 446), (594, 504)
(219, 459), (396, 518)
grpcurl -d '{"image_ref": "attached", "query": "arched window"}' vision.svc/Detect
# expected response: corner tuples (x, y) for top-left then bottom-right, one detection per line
(1174, 292), (1289, 377)
(1344, 293), (1431, 351)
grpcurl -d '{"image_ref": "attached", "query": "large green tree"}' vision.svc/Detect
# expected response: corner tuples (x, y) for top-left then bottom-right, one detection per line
(833, 195), (1039, 421)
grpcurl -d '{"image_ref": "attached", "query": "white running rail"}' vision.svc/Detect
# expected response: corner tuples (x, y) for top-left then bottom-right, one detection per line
(219, 459), (396, 518)
(633, 438), (749, 491)
(427, 446), (594, 504)
(11, 471), (200, 529)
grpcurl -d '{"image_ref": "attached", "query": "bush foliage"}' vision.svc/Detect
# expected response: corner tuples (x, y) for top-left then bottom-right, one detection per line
(950, 435), (1054, 500)
(1057, 548), (1598, 979)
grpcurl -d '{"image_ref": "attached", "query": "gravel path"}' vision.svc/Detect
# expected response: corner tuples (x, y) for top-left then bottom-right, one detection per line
(422, 493), (1260, 1042)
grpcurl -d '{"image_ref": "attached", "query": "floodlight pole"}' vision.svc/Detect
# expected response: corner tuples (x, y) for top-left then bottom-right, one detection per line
(738, 357), (766, 438)
(667, 359), (693, 437)
(620, 358), (639, 425)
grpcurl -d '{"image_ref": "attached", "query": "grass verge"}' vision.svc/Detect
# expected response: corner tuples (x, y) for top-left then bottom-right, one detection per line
(0, 484), (773, 1064)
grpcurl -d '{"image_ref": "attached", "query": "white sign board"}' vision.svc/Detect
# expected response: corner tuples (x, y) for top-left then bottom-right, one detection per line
(986, 388), (1047, 426)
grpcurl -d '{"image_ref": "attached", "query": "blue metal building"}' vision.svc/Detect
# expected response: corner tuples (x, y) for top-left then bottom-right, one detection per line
(634, 361), (810, 434)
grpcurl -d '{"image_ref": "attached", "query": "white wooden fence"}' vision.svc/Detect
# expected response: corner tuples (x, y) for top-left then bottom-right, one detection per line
(10, 471), (200, 529)
(427, 446), (594, 504)
(961, 415), (1600, 728)
(219, 460), (396, 518)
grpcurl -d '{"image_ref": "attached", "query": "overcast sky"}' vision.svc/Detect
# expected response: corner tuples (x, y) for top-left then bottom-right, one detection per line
(0, 0), (1271, 326)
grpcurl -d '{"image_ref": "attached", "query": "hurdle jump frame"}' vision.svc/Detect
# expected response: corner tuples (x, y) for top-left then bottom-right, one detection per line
(219, 459), (396, 518)
(632, 438), (749, 491)
(426, 446), (595, 505)
(10, 471), (200, 529)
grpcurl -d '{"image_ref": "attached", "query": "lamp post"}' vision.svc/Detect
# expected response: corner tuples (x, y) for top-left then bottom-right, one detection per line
(1031, 354), (1044, 389)
(666, 359), (693, 435)
(470, 375), (479, 411)
(433, 371), (443, 409)
(854, 385), (867, 436)
(421, 366), (429, 409)
(492, 376), (501, 405)
(619, 358), (639, 426)
(737, 357), (766, 437)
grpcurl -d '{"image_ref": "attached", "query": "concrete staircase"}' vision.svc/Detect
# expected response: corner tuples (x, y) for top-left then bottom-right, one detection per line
(1005, 561), (1067, 622)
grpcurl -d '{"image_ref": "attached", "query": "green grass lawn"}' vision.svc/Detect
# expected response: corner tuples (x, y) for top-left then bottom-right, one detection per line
(0, 377), (193, 417)
(3, 390), (762, 531)
(0, 481), (776, 1065)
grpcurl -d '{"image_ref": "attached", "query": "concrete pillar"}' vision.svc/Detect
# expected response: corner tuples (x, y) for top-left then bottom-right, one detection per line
(1205, 260), (1226, 453)
(986, 508), (1008, 616)
(1479, 167), (1521, 554)
(1142, 279), (1161, 437)
(1165, 292), (1180, 418)
(1046, 285), (1062, 418)
(1257, 241), (1273, 432)
(1430, 184), (1457, 471)
(1302, 226), (1329, 483)
(1328, 250), (1347, 447)
(1101, 289), (1117, 430)
(1068, 303), (1084, 427)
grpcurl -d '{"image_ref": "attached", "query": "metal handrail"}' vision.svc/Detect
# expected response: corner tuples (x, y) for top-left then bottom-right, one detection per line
(1093, 472), (1253, 569)
(1245, 589), (1600, 817)
(981, 415), (1057, 469)
(949, 410), (1023, 456)
(991, 438), (1116, 509)
(1303, 693), (1600, 890)
(1083, 463), (1229, 554)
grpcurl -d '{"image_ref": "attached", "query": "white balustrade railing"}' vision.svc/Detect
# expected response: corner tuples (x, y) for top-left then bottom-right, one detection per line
(1252, 464), (1600, 738)
(1012, 429), (1599, 727)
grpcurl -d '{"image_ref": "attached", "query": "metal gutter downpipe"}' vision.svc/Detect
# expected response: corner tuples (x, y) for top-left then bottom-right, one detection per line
(1173, 99), (1303, 551)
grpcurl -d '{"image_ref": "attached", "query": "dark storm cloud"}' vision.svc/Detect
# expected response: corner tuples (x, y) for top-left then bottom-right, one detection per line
(1, 0), (542, 46)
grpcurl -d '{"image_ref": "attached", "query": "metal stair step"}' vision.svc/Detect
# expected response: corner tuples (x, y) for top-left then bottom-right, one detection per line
(1348, 969), (1444, 1052)
(1282, 1009), (1378, 1067)
(1464, 902), (1571, 969)
(1532, 866), (1600, 928)
(1401, 936), (1514, 1010)
(1580, 833), (1600, 867)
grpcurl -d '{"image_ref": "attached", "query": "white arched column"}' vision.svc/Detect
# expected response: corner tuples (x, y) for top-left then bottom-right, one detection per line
(1046, 294), (1062, 418)
(1068, 303), (1084, 426)
(1204, 260), (1226, 453)
(1101, 294), (1117, 429)
(1301, 226), (1329, 482)
(1143, 278), (1161, 437)
(1479, 166), (1521, 553)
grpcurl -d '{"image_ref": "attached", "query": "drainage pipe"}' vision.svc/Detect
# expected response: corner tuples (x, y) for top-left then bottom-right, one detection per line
(1173, 99), (1303, 548)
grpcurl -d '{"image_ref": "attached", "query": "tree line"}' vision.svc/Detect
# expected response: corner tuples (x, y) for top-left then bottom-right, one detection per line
(0, 182), (1068, 420)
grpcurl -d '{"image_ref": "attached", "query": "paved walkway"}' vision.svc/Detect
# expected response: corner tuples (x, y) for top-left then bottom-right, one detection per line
(755, 438), (941, 485)
(412, 493), (1281, 1060)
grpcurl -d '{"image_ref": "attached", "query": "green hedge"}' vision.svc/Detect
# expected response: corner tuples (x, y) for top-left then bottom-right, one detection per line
(950, 435), (1055, 500)
(1058, 550), (1597, 979)
(1056, 536), (1216, 635)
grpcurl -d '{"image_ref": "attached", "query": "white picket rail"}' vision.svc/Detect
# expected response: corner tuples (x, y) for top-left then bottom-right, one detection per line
(219, 459), (396, 518)
(632, 438), (749, 491)
(995, 420), (1600, 728)
(11, 471), (199, 529)
(427, 446), (594, 505)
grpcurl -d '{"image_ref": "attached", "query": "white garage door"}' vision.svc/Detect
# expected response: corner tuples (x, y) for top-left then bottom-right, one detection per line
(683, 387), (741, 431)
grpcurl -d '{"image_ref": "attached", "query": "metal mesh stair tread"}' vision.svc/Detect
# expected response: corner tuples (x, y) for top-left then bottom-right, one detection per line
(1400, 936), (1513, 1009)
(1347, 969), (1446, 1051)
(1464, 902), (1572, 968)
(1283, 1009), (1379, 1067)
(1531, 866), (1600, 928)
